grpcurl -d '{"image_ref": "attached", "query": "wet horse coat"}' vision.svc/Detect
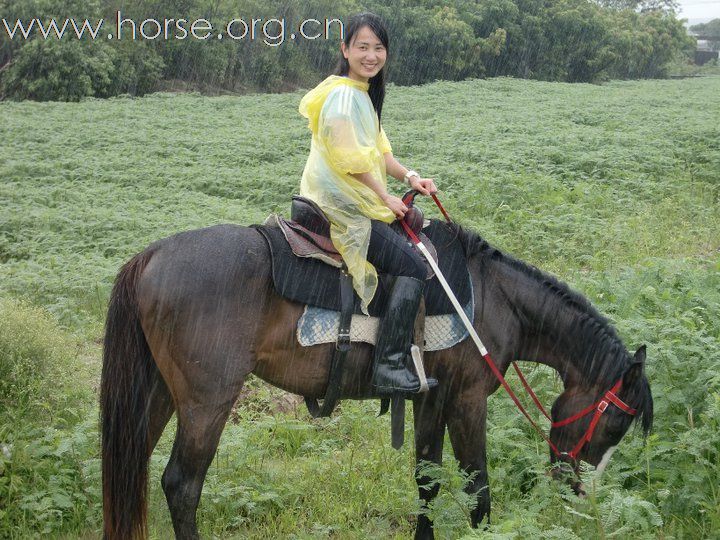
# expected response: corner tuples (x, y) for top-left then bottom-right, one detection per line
(100, 221), (653, 539)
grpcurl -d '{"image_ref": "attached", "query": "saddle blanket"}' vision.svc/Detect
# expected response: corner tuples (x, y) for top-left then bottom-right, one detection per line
(297, 283), (474, 351)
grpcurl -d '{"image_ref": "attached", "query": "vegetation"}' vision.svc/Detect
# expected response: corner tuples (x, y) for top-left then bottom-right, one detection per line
(0, 0), (697, 101)
(691, 18), (720, 52)
(1, 75), (718, 538)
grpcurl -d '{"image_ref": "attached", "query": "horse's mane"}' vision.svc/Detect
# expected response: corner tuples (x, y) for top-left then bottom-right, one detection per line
(447, 222), (652, 434)
(450, 222), (625, 379)
(451, 224), (629, 384)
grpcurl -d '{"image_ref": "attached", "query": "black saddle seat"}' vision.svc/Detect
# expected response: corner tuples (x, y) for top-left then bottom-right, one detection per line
(291, 196), (331, 237)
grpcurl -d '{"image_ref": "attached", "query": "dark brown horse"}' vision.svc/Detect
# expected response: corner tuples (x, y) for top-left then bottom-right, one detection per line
(100, 221), (653, 539)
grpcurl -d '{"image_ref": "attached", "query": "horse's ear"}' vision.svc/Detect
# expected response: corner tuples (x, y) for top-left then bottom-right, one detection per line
(634, 345), (646, 365)
(624, 346), (646, 386)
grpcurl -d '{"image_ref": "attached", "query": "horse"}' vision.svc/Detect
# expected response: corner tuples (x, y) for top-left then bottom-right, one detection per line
(100, 220), (653, 539)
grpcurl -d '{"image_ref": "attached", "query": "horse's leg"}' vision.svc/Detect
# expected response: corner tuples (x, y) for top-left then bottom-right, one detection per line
(154, 336), (251, 540)
(413, 389), (447, 540)
(446, 395), (490, 527)
(161, 386), (240, 540)
(147, 373), (175, 453)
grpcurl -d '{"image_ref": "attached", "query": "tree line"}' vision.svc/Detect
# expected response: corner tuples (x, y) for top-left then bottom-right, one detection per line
(690, 19), (720, 51)
(0, 0), (696, 101)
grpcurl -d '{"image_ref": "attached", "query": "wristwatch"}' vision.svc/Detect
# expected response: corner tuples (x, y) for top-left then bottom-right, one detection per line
(403, 170), (419, 185)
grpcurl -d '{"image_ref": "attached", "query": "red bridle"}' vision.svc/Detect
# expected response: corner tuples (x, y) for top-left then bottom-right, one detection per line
(401, 191), (638, 462)
(530, 374), (637, 460)
(484, 352), (637, 462)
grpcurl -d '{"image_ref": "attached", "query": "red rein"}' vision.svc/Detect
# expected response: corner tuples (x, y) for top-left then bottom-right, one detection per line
(401, 192), (637, 462)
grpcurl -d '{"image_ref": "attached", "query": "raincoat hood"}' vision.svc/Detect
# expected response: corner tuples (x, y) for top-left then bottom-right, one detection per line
(299, 75), (370, 135)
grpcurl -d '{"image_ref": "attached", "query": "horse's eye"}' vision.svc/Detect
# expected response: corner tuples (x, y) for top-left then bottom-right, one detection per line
(604, 415), (628, 438)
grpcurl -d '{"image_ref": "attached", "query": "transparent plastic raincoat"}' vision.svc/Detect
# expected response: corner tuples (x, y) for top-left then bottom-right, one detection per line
(299, 75), (396, 314)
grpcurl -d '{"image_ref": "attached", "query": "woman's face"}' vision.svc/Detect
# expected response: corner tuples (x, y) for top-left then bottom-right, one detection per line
(341, 25), (387, 83)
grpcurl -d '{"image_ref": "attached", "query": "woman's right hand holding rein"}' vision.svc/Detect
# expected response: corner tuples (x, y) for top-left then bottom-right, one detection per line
(348, 170), (437, 220)
(380, 192), (409, 219)
(379, 174), (438, 219)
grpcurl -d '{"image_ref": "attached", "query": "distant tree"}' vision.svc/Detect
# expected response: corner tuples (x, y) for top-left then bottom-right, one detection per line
(0, 0), (702, 100)
(362, 2), (496, 84)
(690, 19), (720, 51)
(1, 0), (166, 100)
(1, 38), (117, 101)
(548, 0), (617, 82)
(690, 18), (720, 37)
(593, 0), (679, 14)
(606, 10), (695, 77)
(109, 40), (165, 96)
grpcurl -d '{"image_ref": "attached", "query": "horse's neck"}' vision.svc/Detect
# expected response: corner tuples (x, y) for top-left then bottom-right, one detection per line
(485, 258), (620, 387)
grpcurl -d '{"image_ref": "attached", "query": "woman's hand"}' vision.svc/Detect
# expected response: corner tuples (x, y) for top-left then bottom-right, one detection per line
(381, 193), (409, 219)
(409, 176), (438, 196)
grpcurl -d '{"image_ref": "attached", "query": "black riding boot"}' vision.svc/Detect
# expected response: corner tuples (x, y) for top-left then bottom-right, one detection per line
(371, 276), (439, 396)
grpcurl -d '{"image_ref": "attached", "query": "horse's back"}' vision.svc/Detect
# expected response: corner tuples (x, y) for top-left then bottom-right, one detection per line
(139, 224), (270, 296)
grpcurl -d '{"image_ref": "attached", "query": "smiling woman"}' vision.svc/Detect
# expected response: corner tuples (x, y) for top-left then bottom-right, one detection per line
(297, 12), (440, 397)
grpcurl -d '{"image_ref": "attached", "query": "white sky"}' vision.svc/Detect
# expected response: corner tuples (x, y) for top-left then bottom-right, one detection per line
(676, 0), (720, 21)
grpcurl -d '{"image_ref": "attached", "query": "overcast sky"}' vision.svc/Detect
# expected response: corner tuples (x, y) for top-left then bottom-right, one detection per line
(675, 0), (720, 21)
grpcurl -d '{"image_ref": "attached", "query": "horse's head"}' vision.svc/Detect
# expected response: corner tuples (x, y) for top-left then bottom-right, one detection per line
(548, 346), (653, 493)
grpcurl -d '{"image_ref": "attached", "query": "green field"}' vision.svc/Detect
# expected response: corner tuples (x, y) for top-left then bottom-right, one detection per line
(1, 75), (718, 539)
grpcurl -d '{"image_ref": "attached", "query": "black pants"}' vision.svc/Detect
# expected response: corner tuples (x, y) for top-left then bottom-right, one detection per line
(367, 220), (426, 280)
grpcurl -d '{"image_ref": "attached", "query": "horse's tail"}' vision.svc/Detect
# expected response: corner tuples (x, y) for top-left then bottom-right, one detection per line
(100, 247), (158, 539)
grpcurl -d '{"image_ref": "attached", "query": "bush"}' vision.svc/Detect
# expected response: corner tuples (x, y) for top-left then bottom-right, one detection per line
(0, 38), (117, 101)
(108, 39), (164, 96)
(0, 297), (99, 537)
(0, 296), (78, 419)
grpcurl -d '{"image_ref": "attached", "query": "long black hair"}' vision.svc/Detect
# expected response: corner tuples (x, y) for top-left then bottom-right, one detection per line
(333, 12), (389, 128)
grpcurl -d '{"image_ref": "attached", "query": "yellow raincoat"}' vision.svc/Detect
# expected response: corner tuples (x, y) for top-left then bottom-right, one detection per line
(299, 75), (396, 314)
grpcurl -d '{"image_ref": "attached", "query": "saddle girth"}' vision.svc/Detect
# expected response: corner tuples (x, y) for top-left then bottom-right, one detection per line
(304, 269), (353, 418)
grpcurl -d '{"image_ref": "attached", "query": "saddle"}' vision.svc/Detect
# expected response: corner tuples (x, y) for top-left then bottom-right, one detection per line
(260, 192), (469, 317)
(275, 197), (342, 266)
(275, 194), (437, 279)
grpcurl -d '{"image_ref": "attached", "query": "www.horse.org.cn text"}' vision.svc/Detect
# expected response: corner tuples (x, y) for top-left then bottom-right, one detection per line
(1, 13), (345, 46)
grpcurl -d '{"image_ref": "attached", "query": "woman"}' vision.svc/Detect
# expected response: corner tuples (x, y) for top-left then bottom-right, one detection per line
(298, 12), (438, 396)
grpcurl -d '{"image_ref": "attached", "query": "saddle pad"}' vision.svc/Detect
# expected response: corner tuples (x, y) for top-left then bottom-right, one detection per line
(254, 219), (471, 317)
(297, 289), (474, 351)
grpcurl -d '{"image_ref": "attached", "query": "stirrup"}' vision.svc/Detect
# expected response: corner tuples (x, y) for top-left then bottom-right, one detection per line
(410, 345), (431, 393)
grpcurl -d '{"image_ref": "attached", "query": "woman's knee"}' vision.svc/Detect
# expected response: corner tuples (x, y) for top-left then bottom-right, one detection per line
(402, 250), (427, 280)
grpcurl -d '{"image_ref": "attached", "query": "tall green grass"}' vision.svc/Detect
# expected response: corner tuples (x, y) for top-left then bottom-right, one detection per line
(0, 75), (718, 538)
(0, 298), (99, 536)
